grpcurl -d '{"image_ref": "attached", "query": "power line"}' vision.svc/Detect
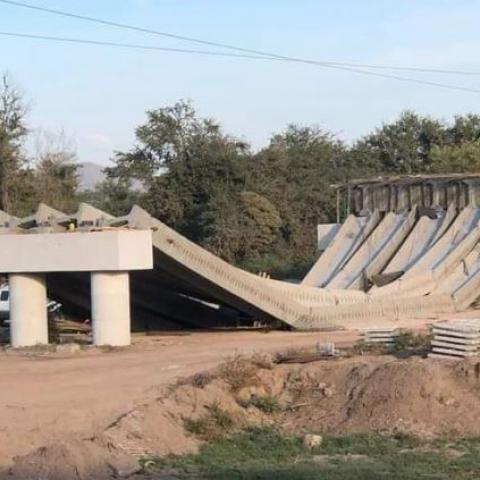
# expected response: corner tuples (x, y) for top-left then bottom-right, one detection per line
(0, 31), (278, 60)
(1, 30), (480, 94)
(1, 0), (480, 78)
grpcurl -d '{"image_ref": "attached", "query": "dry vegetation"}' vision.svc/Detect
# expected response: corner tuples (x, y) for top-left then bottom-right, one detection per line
(352, 330), (432, 356)
(9, 344), (480, 479)
(184, 402), (236, 441)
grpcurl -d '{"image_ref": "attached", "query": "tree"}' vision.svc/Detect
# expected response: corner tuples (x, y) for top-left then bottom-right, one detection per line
(199, 190), (282, 263)
(109, 105), (352, 276)
(239, 191), (282, 253)
(0, 74), (28, 212)
(445, 114), (480, 144)
(428, 114), (480, 173)
(250, 125), (349, 275)
(109, 100), (251, 247)
(107, 101), (480, 279)
(430, 142), (480, 173)
(352, 111), (446, 174)
(9, 167), (38, 217)
(80, 177), (141, 217)
(34, 130), (79, 212)
(107, 100), (227, 189)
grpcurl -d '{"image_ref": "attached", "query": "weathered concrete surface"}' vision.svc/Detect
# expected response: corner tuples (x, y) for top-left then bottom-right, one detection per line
(317, 223), (340, 251)
(373, 209), (480, 299)
(338, 174), (480, 214)
(0, 221), (153, 346)
(0, 230), (152, 272)
(328, 210), (416, 290)
(382, 204), (455, 274)
(124, 206), (459, 329)
(302, 212), (380, 287)
(407, 207), (480, 276)
(91, 272), (131, 346)
(0, 198), (479, 332)
(9, 273), (48, 347)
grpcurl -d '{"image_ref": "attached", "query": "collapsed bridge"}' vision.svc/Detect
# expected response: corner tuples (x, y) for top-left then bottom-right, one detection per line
(1, 174), (480, 342)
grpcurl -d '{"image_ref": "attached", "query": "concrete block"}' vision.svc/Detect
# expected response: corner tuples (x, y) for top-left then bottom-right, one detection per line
(0, 230), (153, 273)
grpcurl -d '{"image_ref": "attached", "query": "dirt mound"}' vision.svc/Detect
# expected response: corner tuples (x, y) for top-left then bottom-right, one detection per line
(4, 366), (274, 479)
(6, 354), (480, 479)
(5, 441), (111, 480)
(279, 356), (480, 438)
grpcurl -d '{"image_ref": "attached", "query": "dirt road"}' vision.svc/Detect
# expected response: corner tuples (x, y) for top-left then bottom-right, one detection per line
(0, 329), (360, 466)
(1, 309), (468, 468)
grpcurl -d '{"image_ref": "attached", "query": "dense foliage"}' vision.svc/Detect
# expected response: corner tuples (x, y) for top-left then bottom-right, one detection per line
(0, 75), (79, 216)
(3, 77), (480, 277)
(95, 101), (480, 277)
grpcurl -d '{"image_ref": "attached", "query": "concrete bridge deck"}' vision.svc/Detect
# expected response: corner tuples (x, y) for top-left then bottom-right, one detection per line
(0, 198), (477, 336)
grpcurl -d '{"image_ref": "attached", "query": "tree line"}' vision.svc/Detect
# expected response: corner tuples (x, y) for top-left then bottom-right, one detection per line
(0, 75), (79, 215)
(2, 76), (480, 278)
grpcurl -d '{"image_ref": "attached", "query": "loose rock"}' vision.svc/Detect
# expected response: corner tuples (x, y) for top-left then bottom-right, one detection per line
(303, 434), (323, 450)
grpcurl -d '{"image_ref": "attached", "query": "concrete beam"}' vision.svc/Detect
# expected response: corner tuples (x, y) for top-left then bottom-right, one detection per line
(0, 230), (153, 273)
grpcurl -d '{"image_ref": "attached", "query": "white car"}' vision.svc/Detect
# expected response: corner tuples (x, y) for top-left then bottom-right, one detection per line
(0, 285), (9, 321)
(0, 285), (62, 324)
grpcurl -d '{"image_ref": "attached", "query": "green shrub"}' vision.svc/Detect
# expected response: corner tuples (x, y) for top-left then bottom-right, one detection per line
(248, 395), (281, 414)
(184, 402), (234, 441)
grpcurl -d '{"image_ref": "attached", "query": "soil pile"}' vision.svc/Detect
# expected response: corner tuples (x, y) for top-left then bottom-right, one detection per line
(6, 354), (480, 479)
(279, 356), (480, 438)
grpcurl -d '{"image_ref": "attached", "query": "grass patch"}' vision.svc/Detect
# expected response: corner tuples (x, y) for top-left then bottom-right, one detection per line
(320, 433), (420, 455)
(143, 428), (480, 479)
(184, 402), (235, 441)
(247, 395), (282, 414)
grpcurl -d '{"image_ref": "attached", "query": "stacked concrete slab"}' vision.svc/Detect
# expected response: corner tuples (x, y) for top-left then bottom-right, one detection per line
(430, 320), (480, 358)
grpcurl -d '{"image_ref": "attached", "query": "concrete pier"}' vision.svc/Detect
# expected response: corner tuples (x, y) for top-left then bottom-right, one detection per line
(9, 273), (48, 347)
(0, 230), (152, 346)
(91, 272), (131, 346)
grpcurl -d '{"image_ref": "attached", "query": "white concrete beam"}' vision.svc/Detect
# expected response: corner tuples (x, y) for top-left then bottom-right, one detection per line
(0, 230), (152, 273)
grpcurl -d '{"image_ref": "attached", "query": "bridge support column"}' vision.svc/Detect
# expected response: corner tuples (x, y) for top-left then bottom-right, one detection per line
(91, 271), (130, 346)
(10, 273), (48, 347)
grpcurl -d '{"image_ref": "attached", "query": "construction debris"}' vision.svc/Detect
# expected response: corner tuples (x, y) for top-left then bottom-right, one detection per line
(303, 434), (323, 450)
(429, 320), (480, 359)
(275, 345), (338, 364)
(316, 342), (336, 356)
(363, 328), (399, 347)
(53, 318), (91, 335)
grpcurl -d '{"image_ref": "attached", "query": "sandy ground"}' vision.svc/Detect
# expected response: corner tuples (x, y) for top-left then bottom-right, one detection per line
(0, 313), (474, 467)
(0, 329), (358, 466)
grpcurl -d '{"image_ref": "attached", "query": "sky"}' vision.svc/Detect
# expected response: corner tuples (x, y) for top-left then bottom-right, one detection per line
(1, 0), (480, 166)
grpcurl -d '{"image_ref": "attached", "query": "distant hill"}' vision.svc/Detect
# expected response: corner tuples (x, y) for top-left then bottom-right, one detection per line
(77, 162), (106, 191)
